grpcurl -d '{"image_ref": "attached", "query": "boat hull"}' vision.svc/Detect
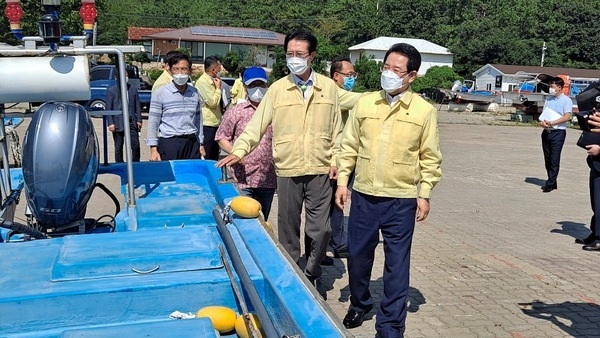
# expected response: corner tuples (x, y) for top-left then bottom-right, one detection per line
(0, 161), (349, 337)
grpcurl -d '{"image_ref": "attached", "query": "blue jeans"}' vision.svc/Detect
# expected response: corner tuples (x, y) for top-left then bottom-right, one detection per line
(241, 187), (276, 221)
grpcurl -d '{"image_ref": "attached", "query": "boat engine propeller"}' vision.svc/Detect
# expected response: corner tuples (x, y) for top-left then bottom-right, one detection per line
(1, 101), (119, 240)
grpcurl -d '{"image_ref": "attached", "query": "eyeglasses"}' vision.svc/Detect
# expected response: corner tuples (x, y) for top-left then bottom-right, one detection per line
(337, 71), (358, 79)
(380, 66), (409, 77)
(171, 66), (190, 73)
(285, 52), (310, 59)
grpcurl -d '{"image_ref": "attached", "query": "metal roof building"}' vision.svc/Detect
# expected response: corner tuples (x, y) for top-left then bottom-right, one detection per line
(348, 37), (453, 75)
(128, 25), (285, 67)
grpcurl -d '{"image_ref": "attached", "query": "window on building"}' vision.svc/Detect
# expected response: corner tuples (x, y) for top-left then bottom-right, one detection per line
(205, 42), (230, 60)
(486, 84), (492, 91)
(181, 41), (204, 62)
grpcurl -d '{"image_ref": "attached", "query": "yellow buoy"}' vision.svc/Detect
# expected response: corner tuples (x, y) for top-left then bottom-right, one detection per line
(196, 306), (237, 333)
(230, 196), (261, 218)
(235, 313), (262, 338)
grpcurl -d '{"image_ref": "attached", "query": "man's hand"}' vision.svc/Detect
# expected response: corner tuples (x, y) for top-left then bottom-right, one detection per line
(589, 111), (600, 132)
(586, 144), (600, 156)
(335, 186), (348, 210)
(216, 154), (241, 167)
(137, 122), (142, 130)
(329, 166), (338, 179)
(149, 147), (161, 161)
(540, 120), (552, 129)
(213, 77), (222, 90)
(416, 198), (430, 222)
(199, 145), (206, 159)
(108, 124), (116, 132)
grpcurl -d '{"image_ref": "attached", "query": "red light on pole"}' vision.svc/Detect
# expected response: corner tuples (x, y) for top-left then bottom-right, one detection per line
(79, 1), (97, 31)
(4, 1), (24, 30)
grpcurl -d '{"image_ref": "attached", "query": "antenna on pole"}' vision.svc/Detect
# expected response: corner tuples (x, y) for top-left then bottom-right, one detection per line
(540, 41), (547, 67)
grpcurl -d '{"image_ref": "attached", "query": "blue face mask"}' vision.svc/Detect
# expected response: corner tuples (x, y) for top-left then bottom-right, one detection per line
(342, 76), (355, 91)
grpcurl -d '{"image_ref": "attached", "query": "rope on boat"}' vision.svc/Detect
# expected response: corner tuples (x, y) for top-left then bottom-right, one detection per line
(219, 245), (262, 338)
(213, 208), (278, 338)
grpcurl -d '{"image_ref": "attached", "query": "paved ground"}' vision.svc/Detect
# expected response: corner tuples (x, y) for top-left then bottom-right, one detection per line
(7, 107), (600, 338)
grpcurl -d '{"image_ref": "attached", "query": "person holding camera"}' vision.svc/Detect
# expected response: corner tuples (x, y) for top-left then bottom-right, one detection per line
(539, 77), (572, 193)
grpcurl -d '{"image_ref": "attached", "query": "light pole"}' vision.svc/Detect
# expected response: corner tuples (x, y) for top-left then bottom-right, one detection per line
(541, 41), (547, 67)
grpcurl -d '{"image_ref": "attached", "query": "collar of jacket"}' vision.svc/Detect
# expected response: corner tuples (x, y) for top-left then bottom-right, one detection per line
(376, 89), (415, 107)
(285, 72), (322, 92)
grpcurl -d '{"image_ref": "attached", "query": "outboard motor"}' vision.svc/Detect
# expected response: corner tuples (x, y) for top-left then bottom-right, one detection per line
(22, 101), (99, 234)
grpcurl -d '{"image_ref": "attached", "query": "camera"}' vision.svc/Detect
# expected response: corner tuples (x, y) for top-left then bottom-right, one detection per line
(575, 82), (600, 132)
(576, 82), (600, 112)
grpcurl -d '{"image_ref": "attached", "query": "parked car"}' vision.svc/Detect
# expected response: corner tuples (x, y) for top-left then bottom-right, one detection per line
(87, 65), (152, 112)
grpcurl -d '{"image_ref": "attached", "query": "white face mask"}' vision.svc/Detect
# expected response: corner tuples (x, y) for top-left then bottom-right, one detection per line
(549, 87), (557, 95)
(248, 87), (267, 103)
(286, 57), (309, 75)
(173, 74), (189, 86)
(381, 70), (406, 93)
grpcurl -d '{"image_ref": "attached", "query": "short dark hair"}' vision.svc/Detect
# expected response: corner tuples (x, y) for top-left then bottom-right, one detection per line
(549, 76), (565, 89)
(330, 56), (351, 78)
(284, 29), (317, 54)
(164, 50), (181, 65)
(204, 56), (220, 70)
(384, 43), (422, 73)
(167, 53), (191, 69)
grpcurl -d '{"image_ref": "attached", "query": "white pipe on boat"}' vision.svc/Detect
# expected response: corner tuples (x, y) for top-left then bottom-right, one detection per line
(0, 55), (90, 104)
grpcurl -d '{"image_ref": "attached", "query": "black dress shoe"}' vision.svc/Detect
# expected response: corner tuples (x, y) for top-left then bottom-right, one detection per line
(343, 305), (373, 329)
(582, 240), (600, 251)
(541, 185), (557, 193)
(320, 256), (334, 266)
(575, 234), (596, 245)
(309, 277), (327, 300)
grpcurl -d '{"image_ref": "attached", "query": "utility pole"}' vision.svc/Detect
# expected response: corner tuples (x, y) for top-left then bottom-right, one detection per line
(540, 41), (547, 67)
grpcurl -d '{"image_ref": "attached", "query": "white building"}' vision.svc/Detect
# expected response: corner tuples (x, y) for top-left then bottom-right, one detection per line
(348, 37), (453, 75)
(473, 64), (600, 92)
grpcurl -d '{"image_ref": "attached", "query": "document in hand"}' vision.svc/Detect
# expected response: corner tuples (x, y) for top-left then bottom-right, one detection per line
(538, 106), (562, 128)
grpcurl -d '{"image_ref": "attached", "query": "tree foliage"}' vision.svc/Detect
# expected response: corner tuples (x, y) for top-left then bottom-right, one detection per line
(2, 0), (600, 80)
(411, 66), (462, 93)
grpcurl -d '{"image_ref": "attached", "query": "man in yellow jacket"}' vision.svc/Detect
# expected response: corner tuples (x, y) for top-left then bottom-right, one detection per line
(229, 69), (247, 105)
(217, 29), (342, 300)
(151, 51), (179, 93)
(195, 56), (224, 160)
(335, 43), (442, 336)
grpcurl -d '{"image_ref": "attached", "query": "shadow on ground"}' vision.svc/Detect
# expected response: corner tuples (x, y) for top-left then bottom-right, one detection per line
(519, 300), (600, 337)
(551, 221), (590, 242)
(524, 177), (547, 187)
(337, 281), (426, 322)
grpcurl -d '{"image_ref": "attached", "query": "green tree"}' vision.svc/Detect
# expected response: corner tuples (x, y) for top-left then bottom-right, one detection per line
(354, 55), (381, 92)
(411, 66), (462, 93)
(223, 50), (243, 76)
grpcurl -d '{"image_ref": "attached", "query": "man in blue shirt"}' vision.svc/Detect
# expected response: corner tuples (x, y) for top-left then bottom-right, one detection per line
(146, 53), (205, 160)
(539, 77), (572, 192)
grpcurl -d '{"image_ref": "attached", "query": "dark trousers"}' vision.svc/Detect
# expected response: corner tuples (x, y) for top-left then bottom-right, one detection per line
(112, 125), (140, 162)
(203, 126), (220, 160)
(157, 135), (198, 160)
(329, 172), (354, 254)
(589, 158), (600, 240)
(348, 191), (416, 338)
(541, 129), (566, 186)
(241, 187), (276, 221)
(277, 175), (332, 279)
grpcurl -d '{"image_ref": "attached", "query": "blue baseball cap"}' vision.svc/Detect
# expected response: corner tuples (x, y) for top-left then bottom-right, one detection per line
(243, 67), (268, 85)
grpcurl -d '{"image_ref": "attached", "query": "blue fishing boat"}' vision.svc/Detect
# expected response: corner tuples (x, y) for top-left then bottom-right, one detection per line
(0, 2), (348, 337)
